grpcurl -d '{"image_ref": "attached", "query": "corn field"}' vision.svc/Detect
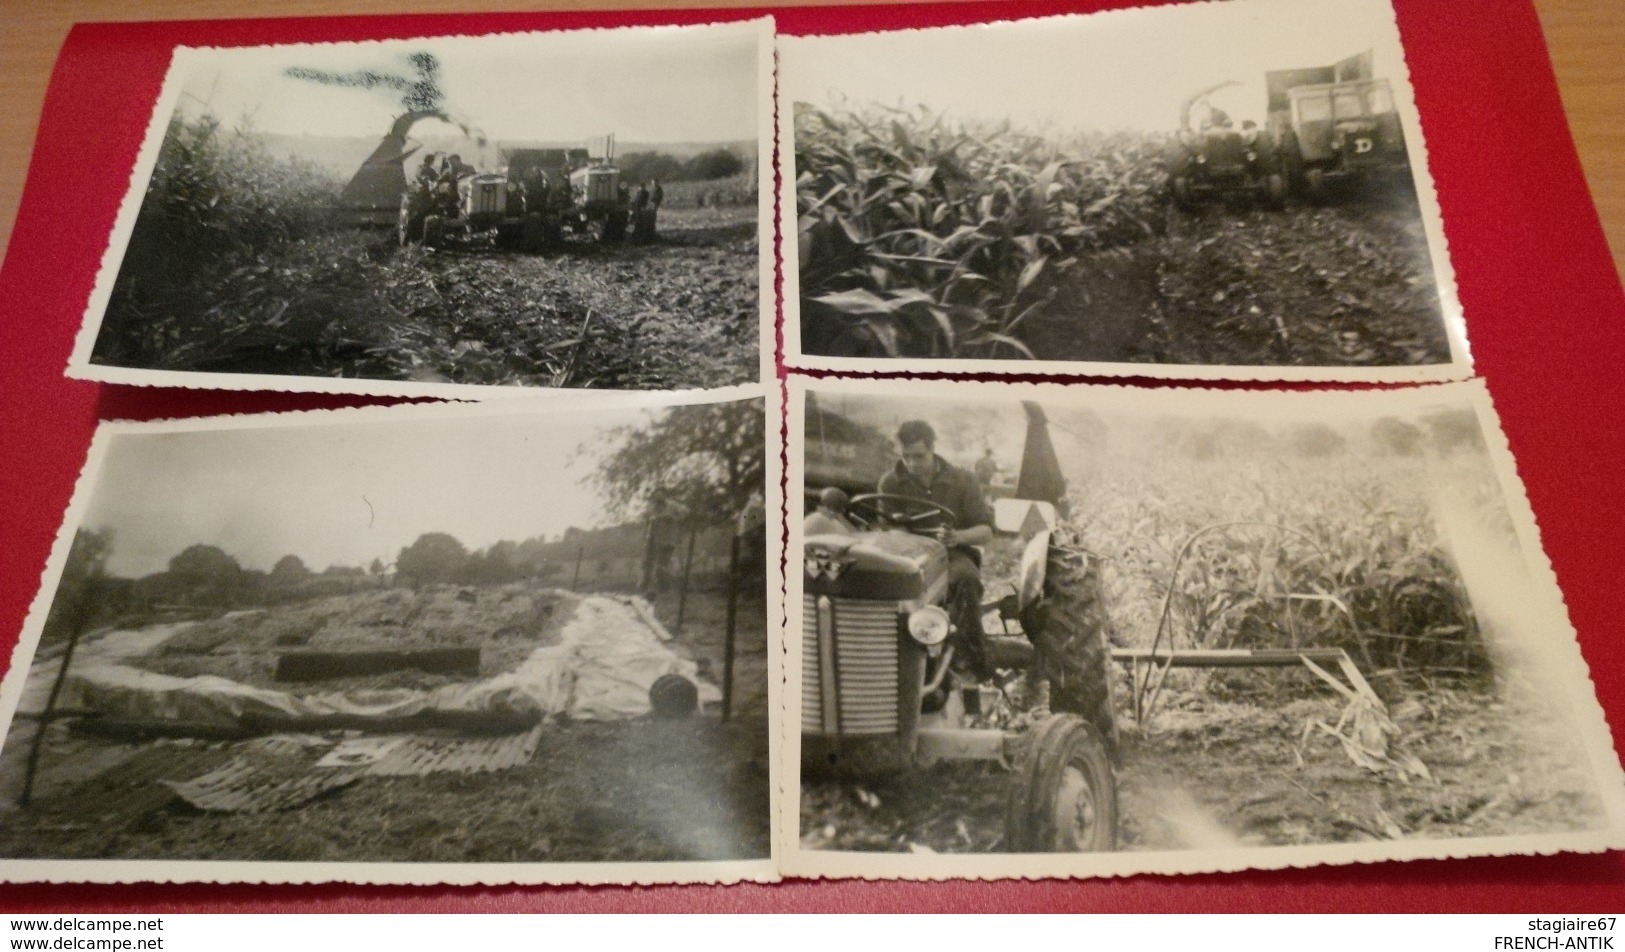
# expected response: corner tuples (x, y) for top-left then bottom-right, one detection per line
(1058, 422), (1499, 687)
(794, 102), (1166, 358)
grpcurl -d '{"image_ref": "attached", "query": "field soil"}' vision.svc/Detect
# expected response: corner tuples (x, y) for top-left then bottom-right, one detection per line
(799, 675), (1608, 853)
(1021, 195), (1451, 367)
(96, 206), (760, 391)
(357, 210), (759, 390)
(0, 579), (770, 863)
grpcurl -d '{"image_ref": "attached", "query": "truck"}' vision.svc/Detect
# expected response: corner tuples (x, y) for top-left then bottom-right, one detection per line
(1266, 50), (1411, 201)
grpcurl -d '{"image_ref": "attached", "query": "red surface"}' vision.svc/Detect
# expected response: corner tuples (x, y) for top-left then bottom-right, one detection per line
(1, 0), (1623, 912)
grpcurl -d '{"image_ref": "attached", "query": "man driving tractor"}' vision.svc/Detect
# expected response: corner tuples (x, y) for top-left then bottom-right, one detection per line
(877, 420), (996, 679)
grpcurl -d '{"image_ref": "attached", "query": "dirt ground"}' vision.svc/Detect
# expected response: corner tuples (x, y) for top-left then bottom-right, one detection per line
(798, 673), (1609, 853)
(353, 207), (760, 390)
(1019, 191), (1451, 367)
(0, 581), (770, 863)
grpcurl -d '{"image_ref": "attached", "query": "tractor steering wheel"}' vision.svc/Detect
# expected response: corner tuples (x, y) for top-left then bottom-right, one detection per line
(846, 493), (958, 534)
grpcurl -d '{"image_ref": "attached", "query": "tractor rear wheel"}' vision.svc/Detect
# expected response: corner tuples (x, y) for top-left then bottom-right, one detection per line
(1305, 168), (1327, 204)
(1171, 174), (1194, 210)
(421, 215), (445, 249)
(1021, 534), (1118, 753)
(1004, 713), (1117, 852)
(1265, 172), (1287, 210)
(521, 213), (548, 253)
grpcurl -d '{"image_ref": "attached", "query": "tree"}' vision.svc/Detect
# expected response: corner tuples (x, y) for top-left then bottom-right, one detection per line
(590, 399), (765, 528)
(169, 544), (243, 585)
(270, 554), (312, 582)
(369, 557), (387, 576)
(686, 148), (745, 181)
(42, 528), (114, 646)
(617, 151), (687, 184)
(1371, 417), (1424, 456)
(396, 532), (469, 588)
(1422, 409), (1486, 455)
(1286, 423), (1347, 458)
(167, 543), (245, 606)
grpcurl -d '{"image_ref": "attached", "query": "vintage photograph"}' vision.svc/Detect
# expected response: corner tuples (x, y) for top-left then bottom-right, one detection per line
(784, 377), (1623, 879)
(780, 0), (1469, 380)
(71, 20), (772, 396)
(0, 391), (774, 884)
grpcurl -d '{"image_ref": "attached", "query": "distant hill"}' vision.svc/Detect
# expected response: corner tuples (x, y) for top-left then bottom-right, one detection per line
(259, 131), (754, 181)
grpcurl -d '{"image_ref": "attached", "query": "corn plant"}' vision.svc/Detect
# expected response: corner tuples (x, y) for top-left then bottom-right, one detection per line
(794, 102), (1165, 358)
(1069, 449), (1487, 685)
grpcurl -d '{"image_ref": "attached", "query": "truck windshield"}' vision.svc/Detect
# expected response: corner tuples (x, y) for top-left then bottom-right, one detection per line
(1295, 93), (1332, 123)
(1333, 90), (1365, 118)
(1366, 85), (1396, 114)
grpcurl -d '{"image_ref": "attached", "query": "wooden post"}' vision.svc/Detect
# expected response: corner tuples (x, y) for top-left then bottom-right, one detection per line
(674, 524), (699, 635)
(19, 584), (96, 806)
(571, 547), (584, 591)
(722, 532), (740, 721)
(640, 512), (661, 594)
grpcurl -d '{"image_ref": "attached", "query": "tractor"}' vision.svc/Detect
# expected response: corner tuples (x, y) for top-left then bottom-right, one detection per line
(1266, 51), (1412, 202)
(1166, 81), (1286, 211)
(800, 401), (1119, 852)
(398, 156), (531, 250)
(397, 140), (633, 250)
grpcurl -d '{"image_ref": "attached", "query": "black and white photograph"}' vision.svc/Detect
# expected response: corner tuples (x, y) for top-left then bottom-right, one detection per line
(0, 391), (775, 884)
(784, 377), (1623, 879)
(780, 0), (1469, 381)
(70, 20), (773, 397)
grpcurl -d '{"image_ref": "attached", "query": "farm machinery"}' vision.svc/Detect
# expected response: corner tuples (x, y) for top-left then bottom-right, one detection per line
(800, 398), (1389, 853)
(1266, 51), (1412, 201)
(398, 138), (634, 250)
(801, 400), (1119, 851)
(1166, 81), (1286, 210)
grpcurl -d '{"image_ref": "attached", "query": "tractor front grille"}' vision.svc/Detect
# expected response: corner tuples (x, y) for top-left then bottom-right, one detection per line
(469, 182), (503, 216)
(801, 593), (901, 735)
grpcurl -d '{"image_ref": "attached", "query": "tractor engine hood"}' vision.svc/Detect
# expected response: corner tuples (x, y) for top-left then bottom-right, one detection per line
(803, 531), (947, 602)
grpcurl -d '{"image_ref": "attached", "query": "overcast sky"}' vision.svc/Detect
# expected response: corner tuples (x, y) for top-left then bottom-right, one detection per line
(174, 21), (762, 145)
(79, 407), (656, 578)
(782, 0), (1408, 133)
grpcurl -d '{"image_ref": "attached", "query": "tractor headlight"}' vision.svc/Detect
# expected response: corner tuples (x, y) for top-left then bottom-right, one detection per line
(906, 606), (951, 647)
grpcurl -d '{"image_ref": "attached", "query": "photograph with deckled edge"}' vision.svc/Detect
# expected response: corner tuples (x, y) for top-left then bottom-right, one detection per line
(781, 376), (1624, 879)
(778, 0), (1471, 383)
(68, 19), (775, 400)
(0, 390), (775, 885)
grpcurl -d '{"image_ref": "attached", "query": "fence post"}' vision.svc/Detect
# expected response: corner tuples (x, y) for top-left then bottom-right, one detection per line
(571, 547), (583, 591)
(722, 532), (740, 721)
(19, 580), (98, 806)
(674, 524), (699, 635)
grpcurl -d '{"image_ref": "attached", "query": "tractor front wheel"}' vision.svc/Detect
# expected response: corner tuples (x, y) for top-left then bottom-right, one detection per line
(1004, 714), (1117, 852)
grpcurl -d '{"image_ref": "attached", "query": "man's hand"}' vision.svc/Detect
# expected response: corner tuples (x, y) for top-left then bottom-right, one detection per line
(936, 525), (992, 547)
